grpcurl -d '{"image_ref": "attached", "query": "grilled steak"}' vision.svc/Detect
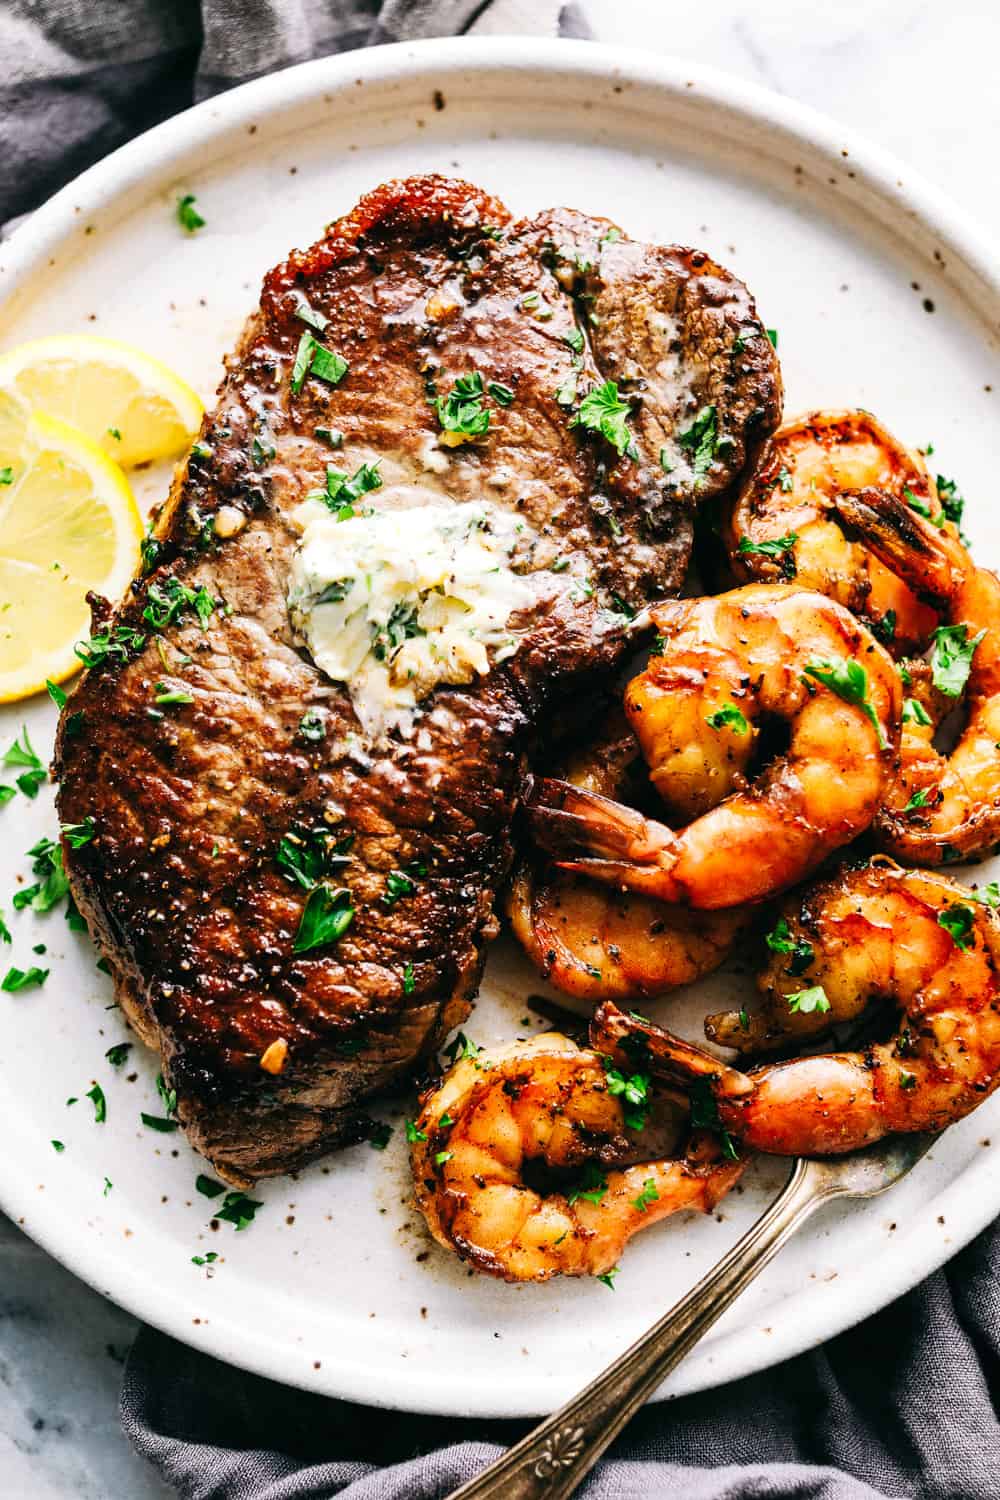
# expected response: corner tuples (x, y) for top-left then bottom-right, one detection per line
(55, 175), (781, 1183)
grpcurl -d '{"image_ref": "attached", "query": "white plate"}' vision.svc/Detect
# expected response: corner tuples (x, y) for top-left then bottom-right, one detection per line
(1, 38), (999, 1420)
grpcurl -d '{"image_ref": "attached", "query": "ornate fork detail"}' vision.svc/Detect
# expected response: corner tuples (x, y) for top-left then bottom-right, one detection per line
(446, 1135), (935, 1500)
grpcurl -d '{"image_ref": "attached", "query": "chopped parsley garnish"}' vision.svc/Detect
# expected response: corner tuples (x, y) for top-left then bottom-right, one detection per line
(786, 985), (831, 1015)
(936, 474), (967, 537)
(192, 1252), (220, 1266)
(157, 1074), (177, 1115)
(318, 460), (383, 515)
(177, 194), (205, 232)
(368, 1121), (393, 1150)
(738, 531), (798, 561)
(902, 697), (932, 726)
(402, 962), (415, 995)
(443, 1031), (481, 1064)
(899, 1070), (917, 1091)
(141, 1112), (179, 1133)
(16, 837), (70, 914)
(930, 624), (984, 698)
(153, 683), (194, 706)
(292, 884), (354, 953)
(107, 426), (122, 441)
(143, 576), (217, 632)
(291, 331), (348, 393)
(566, 1163), (608, 1206)
(938, 903), (976, 951)
(677, 404), (720, 482)
(382, 868), (418, 908)
(0, 787), (13, 807)
(975, 882), (1000, 909)
(562, 327), (585, 355)
(0, 912), (9, 944)
(372, 601), (425, 662)
(554, 374), (578, 408)
(298, 711), (325, 743)
(105, 1042), (131, 1066)
(140, 527), (162, 573)
(689, 1078), (739, 1160)
(597, 1266), (619, 1290)
(190, 440), (213, 461)
(603, 1063), (651, 1131)
(212, 1190), (263, 1231)
(51, 1140), (64, 1152)
(86, 1083), (107, 1122)
(904, 788), (931, 813)
(706, 703), (748, 735)
(570, 380), (636, 458)
(196, 1174), (226, 1198)
(776, 466), (794, 493)
(903, 487), (940, 525)
(631, 1178), (660, 1214)
(2, 965), (48, 992)
(251, 433), (276, 468)
(46, 680), (67, 709)
(765, 917), (814, 976)
(3, 728), (45, 798)
(103, 1177), (113, 1196)
(275, 826), (352, 889)
(295, 299), (329, 334)
(435, 371), (491, 444)
(659, 448), (672, 473)
(803, 657), (887, 749)
(434, 1150), (453, 1167)
(766, 328), (779, 348)
(314, 426), (343, 448)
(405, 1119), (426, 1143)
(0, 467), (12, 485)
(75, 626), (146, 670)
(487, 381), (514, 406)
(872, 608), (896, 646)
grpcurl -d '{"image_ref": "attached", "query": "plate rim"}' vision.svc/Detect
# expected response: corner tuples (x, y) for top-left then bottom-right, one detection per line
(2, 34), (999, 1417)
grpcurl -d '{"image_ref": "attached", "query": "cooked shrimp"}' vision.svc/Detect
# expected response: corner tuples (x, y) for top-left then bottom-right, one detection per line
(508, 712), (746, 1002)
(706, 858), (999, 1054)
(836, 486), (1000, 863)
(411, 1032), (746, 1282)
(527, 584), (900, 909)
(725, 409), (943, 654)
(594, 855), (1000, 1152)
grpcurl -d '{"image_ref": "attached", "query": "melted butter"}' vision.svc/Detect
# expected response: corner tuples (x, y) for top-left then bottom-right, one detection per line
(287, 499), (535, 735)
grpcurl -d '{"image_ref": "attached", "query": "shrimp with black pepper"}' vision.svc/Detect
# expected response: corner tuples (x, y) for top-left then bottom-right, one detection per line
(706, 858), (1000, 1056)
(834, 486), (1000, 864)
(411, 1032), (746, 1282)
(594, 856), (1000, 1154)
(527, 584), (900, 909)
(724, 409), (944, 653)
(508, 713), (747, 1002)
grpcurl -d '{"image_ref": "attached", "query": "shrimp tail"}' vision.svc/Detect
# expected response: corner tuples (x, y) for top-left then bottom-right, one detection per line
(591, 1001), (755, 1100)
(526, 777), (683, 889)
(833, 486), (963, 606)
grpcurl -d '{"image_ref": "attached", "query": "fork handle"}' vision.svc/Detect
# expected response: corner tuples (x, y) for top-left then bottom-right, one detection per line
(447, 1157), (827, 1500)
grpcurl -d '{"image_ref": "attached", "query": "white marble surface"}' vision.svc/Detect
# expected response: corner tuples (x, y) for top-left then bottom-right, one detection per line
(2, 4), (998, 1496)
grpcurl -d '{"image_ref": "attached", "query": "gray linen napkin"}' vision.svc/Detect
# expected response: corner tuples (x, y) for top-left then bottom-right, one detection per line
(3, 3), (999, 1497)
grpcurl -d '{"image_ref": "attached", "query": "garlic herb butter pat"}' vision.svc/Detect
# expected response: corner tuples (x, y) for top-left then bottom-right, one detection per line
(288, 501), (534, 733)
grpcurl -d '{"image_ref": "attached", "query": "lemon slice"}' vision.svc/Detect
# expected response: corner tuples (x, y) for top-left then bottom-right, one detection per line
(0, 334), (203, 467)
(0, 389), (142, 702)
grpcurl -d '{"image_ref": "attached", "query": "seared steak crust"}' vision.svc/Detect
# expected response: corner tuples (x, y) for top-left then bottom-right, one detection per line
(56, 175), (780, 1182)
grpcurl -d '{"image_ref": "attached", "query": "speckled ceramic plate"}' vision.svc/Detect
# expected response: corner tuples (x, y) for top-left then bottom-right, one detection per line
(1, 38), (998, 1419)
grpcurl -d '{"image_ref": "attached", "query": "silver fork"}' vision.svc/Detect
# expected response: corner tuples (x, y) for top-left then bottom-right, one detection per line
(446, 1134), (936, 1500)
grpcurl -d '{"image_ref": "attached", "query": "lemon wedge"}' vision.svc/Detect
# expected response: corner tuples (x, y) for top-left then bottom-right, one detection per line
(0, 334), (203, 468)
(0, 389), (143, 702)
